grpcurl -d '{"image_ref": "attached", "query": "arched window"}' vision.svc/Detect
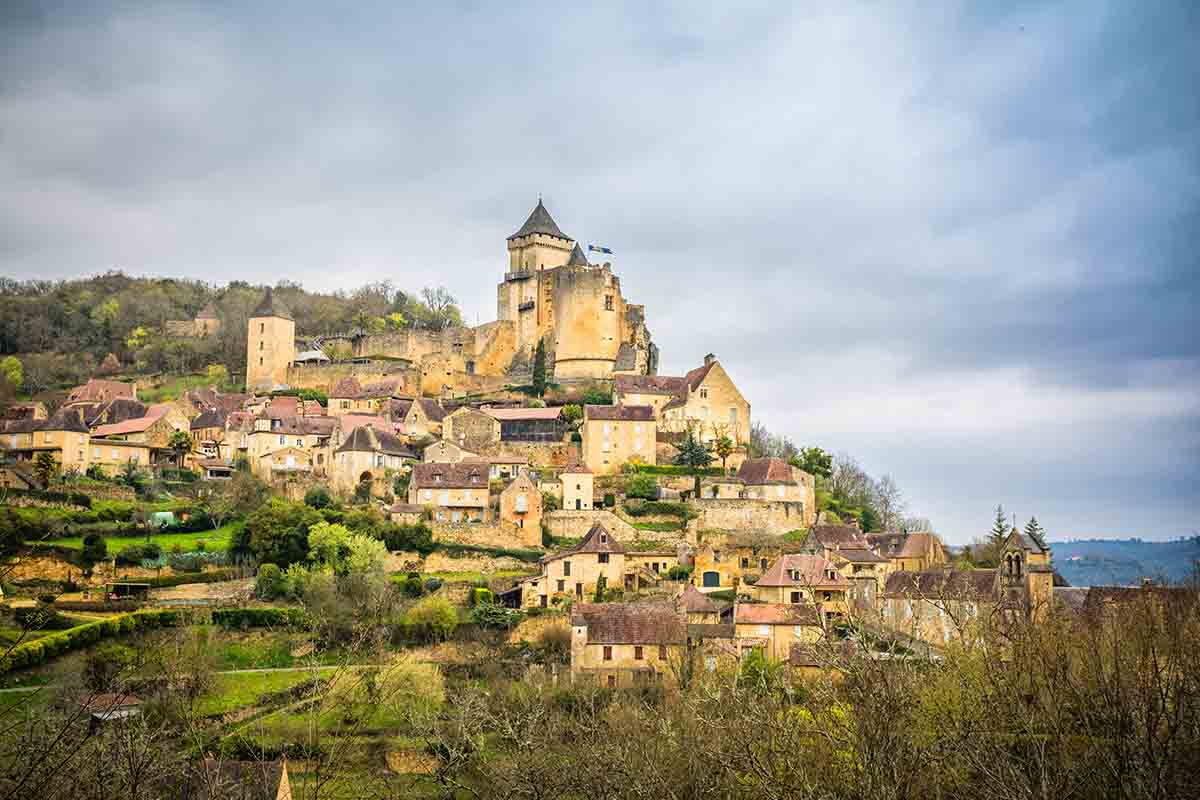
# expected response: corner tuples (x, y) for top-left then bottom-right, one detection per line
(1014, 554), (1022, 578)
(1005, 554), (1013, 576)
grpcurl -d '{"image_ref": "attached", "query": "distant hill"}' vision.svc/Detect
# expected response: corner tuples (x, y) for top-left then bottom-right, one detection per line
(1050, 537), (1200, 587)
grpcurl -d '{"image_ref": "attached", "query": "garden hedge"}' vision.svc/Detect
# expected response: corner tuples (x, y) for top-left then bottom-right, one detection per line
(0, 610), (182, 674)
(141, 568), (239, 588)
(212, 607), (307, 628)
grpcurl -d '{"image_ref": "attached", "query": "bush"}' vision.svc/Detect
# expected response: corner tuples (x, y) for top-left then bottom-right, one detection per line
(380, 522), (435, 555)
(423, 577), (444, 594)
(82, 642), (136, 691)
(304, 485), (334, 509)
(471, 602), (524, 630)
(623, 500), (695, 519)
(625, 474), (659, 501)
(0, 610), (181, 674)
(255, 563), (284, 599)
(538, 623), (572, 663)
(468, 586), (494, 607)
(741, 574), (759, 585)
(212, 607), (306, 629)
(666, 565), (693, 581)
(603, 493), (615, 508)
(437, 543), (544, 563)
(167, 551), (226, 572)
(395, 571), (425, 597)
(115, 541), (163, 566)
(143, 568), (238, 589)
(631, 464), (723, 477)
(401, 595), (458, 642)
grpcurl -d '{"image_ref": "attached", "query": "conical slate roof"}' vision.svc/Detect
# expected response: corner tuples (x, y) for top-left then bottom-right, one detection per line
(566, 242), (590, 266)
(251, 287), (291, 320)
(508, 199), (570, 241)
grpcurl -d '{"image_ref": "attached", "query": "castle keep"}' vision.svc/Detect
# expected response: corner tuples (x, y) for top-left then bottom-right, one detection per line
(248, 201), (657, 393)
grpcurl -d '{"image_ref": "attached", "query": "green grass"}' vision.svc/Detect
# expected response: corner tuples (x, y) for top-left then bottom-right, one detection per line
(631, 521), (684, 532)
(137, 374), (230, 403)
(423, 569), (537, 584)
(37, 522), (238, 553)
(195, 668), (335, 717)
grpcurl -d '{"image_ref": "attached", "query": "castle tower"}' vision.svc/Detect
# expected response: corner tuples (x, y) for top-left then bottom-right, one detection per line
(505, 199), (575, 272)
(499, 200), (576, 358)
(246, 288), (296, 391)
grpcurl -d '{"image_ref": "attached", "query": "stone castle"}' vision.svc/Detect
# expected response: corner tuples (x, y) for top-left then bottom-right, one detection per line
(246, 200), (658, 394)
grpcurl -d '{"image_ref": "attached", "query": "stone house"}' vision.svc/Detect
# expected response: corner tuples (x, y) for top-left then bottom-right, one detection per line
(399, 398), (446, 438)
(570, 602), (686, 687)
(90, 413), (179, 450)
(33, 408), (93, 473)
(329, 378), (403, 416)
(522, 523), (625, 608)
(498, 473), (542, 545)
(88, 439), (153, 476)
(736, 457), (805, 501)
(693, 541), (789, 591)
(441, 407), (501, 452)
(754, 554), (850, 625)
(472, 454), (529, 481)
(189, 407), (227, 457)
(828, 546), (891, 608)
(333, 424), (414, 495)
(613, 374), (690, 416)
(67, 378), (137, 404)
(658, 355), (751, 445)
(867, 531), (949, 572)
(257, 446), (314, 482)
(408, 461), (490, 523)
(733, 602), (825, 662)
(581, 404), (656, 475)
(386, 502), (426, 525)
(246, 417), (336, 475)
(560, 460), (593, 510)
(483, 406), (565, 443)
(423, 439), (478, 463)
(676, 583), (722, 624)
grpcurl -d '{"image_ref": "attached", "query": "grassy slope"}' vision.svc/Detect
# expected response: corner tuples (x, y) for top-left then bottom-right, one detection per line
(36, 523), (238, 552)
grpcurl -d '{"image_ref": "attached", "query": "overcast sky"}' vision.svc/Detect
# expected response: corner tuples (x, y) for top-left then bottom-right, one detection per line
(2, 2), (1197, 543)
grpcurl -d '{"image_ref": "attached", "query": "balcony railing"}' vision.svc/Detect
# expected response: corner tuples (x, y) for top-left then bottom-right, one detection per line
(505, 269), (533, 282)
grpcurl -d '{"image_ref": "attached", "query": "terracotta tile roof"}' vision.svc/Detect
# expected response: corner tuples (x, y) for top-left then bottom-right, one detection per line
(677, 583), (719, 614)
(483, 406), (562, 421)
(585, 404), (655, 421)
(736, 457), (796, 486)
(613, 375), (687, 396)
(226, 411), (255, 432)
(883, 568), (998, 601)
(684, 360), (716, 392)
(570, 602), (686, 645)
(410, 461), (488, 489)
(758, 554), (848, 588)
(79, 693), (142, 711)
(335, 424), (412, 456)
(808, 525), (868, 550)
(896, 532), (945, 560)
(330, 377), (364, 398)
(835, 547), (889, 564)
(264, 396), (300, 418)
(338, 414), (393, 435)
(359, 380), (402, 399)
(266, 416), (336, 436)
(735, 602), (821, 626)
(67, 378), (136, 403)
(91, 414), (165, 437)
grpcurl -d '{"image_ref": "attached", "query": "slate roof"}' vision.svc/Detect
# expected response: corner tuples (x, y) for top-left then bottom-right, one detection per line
(251, 287), (291, 319)
(613, 343), (637, 372)
(40, 407), (90, 433)
(566, 242), (590, 266)
(677, 583), (720, 614)
(836, 547), (889, 564)
(684, 360), (716, 392)
(414, 397), (447, 422)
(360, 380), (401, 399)
(758, 554), (848, 588)
(67, 378), (136, 403)
(735, 602), (821, 626)
(613, 375), (687, 396)
(334, 424), (411, 456)
(387, 503), (425, 515)
(508, 199), (570, 241)
(737, 457), (796, 486)
(896, 532), (945, 560)
(570, 602), (687, 645)
(266, 416), (336, 436)
(85, 397), (149, 427)
(882, 568), (998, 601)
(410, 461), (488, 489)
(1, 417), (43, 434)
(585, 404), (655, 421)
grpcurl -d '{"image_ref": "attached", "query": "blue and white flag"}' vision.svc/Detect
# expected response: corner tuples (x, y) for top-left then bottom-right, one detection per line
(588, 243), (614, 255)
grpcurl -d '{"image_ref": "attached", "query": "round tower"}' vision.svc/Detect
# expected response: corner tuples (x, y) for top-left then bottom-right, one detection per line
(551, 265), (624, 379)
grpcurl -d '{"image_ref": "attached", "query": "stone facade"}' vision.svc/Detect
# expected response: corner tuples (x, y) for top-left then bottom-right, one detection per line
(246, 290), (296, 391)
(688, 498), (811, 535)
(498, 473), (543, 547)
(442, 407), (501, 453)
(560, 463), (594, 511)
(580, 405), (656, 475)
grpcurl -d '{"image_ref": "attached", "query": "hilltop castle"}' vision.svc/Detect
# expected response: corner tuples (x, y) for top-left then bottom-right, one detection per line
(247, 201), (658, 394)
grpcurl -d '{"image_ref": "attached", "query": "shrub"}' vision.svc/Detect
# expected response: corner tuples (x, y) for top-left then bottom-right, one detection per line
(304, 485), (334, 509)
(603, 493), (615, 508)
(212, 607), (306, 629)
(82, 642), (136, 691)
(631, 464), (723, 477)
(255, 563), (284, 599)
(666, 565), (693, 581)
(741, 574), (759, 585)
(423, 577), (444, 594)
(401, 595), (458, 642)
(623, 500), (695, 519)
(167, 551), (226, 572)
(0, 610), (181, 674)
(471, 602), (524, 630)
(143, 568), (238, 589)
(625, 474), (659, 501)
(468, 586), (494, 607)
(115, 542), (163, 566)
(380, 522), (435, 555)
(394, 572), (425, 597)
(194, 539), (207, 552)
(538, 623), (572, 663)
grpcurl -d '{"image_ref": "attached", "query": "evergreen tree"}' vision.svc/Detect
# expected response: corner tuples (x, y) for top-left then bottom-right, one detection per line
(860, 506), (880, 533)
(531, 339), (547, 398)
(1024, 516), (1048, 549)
(989, 505), (1010, 549)
(32, 452), (57, 489)
(673, 428), (714, 497)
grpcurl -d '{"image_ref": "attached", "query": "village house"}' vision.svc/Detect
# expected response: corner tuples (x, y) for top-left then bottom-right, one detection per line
(658, 355), (751, 446)
(30, 407), (92, 473)
(753, 554), (851, 625)
(189, 407), (228, 458)
(471, 454), (529, 480)
(257, 446), (316, 482)
(408, 461), (489, 523)
(581, 404), (656, 475)
(90, 412), (180, 450)
(692, 539), (791, 591)
(1, 401), (47, 421)
(736, 457), (806, 501)
(332, 424), (414, 495)
(498, 472), (542, 547)
(570, 602), (686, 687)
(386, 502), (426, 526)
(560, 460), (593, 510)
(423, 439), (478, 464)
(733, 602), (825, 662)
(88, 439), (153, 476)
(676, 583), (722, 624)
(484, 405), (565, 443)
(867, 530), (949, 572)
(398, 397), (446, 438)
(75, 397), (147, 427)
(328, 378), (403, 415)
(440, 406), (501, 452)
(522, 523), (626, 607)
(67, 378), (137, 404)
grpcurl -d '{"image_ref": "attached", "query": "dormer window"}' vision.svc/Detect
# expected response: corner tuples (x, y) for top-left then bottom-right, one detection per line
(600, 533), (607, 544)
(434, 473), (443, 483)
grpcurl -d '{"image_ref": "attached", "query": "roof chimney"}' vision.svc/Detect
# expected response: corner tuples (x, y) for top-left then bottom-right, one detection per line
(703, 353), (716, 366)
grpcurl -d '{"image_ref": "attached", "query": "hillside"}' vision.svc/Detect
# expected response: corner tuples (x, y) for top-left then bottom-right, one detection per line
(1050, 537), (1200, 587)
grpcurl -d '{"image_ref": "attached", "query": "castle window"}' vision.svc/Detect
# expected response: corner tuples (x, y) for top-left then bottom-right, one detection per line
(259, 341), (263, 350)
(260, 323), (265, 334)
(605, 295), (614, 311)
(659, 645), (667, 660)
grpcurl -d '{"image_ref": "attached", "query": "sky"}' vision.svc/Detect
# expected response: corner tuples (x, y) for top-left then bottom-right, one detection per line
(1, 1), (1197, 543)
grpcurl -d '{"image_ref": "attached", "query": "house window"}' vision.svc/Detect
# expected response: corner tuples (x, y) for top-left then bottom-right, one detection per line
(439, 491), (449, 504)
(790, 591), (801, 604)
(603, 646), (613, 661)
(700, 388), (708, 399)
(423, 489), (432, 501)
(260, 322), (265, 334)
(740, 558), (749, 568)
(634, 646), (643, 660)
(111, 449), (119, 459)
(515, 494), (527, 512)
(607, 675), (616, 688)
(600, 532), (607, 543)
(540, 595), (548, 608)
(557, 580), (565, 592)
(598, 553), (609, 564)
(563, 561), (571, 576)
(761, 558), (768, 570)
(279, 435), (285, 445)
(576, 582), (583, 598)
(659, 645), (667, 660)
(777, 486), (785, 498)
(729, 407), (737, 424)
(823, 591), (832, 601)
(758, 625), (770, 636)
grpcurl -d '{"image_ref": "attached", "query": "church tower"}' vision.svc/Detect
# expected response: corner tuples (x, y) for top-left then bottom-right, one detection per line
(246, 288), (296, 391)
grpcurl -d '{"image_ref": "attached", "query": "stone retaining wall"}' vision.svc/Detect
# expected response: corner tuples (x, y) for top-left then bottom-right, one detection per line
(688, 499), (808, 535)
